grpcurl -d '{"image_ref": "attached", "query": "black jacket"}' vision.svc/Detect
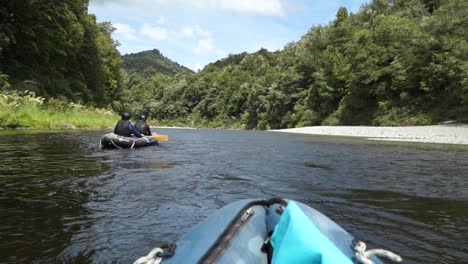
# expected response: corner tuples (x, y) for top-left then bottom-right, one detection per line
(135, 120), (152, 136)
(114, 120), (132, 137)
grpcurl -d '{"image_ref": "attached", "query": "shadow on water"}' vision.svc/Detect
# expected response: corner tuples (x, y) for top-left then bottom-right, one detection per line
(303, 161), (334, 170)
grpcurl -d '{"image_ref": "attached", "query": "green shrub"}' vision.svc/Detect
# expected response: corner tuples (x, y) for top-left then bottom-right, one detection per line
(372, 104), (433, 126)
(0, 91), (118, 129)
(321, 104), (345, 126)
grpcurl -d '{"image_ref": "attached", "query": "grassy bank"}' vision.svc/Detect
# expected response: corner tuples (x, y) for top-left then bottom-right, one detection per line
(0, 90), (118, 129)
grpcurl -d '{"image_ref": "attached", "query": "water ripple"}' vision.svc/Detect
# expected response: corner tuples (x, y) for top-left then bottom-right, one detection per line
(0, 129), (467, 263)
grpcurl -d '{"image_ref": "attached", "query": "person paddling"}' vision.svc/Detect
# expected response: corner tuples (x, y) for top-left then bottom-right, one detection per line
(114, 112), (143, 137)
(135, 114), (152, 136)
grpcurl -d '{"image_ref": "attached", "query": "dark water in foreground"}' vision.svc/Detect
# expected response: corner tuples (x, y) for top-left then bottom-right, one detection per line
(0, 129), (467, 264)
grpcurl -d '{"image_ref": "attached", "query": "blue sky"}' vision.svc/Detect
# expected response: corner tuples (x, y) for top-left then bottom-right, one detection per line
(89, 0), (369, 71)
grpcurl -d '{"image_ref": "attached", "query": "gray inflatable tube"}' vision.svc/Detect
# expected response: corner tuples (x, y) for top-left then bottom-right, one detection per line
(100, 133), (158, 149)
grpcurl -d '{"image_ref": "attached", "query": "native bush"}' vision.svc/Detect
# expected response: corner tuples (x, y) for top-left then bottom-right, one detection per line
(0, 90), (117, 128)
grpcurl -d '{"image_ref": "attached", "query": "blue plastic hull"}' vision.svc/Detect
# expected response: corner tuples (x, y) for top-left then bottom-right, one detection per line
(154, 199), (382, 264)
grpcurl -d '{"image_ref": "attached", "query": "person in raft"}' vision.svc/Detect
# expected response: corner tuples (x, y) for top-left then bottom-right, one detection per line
(135, 114), (152, 136)
(114, 112), (143, 137)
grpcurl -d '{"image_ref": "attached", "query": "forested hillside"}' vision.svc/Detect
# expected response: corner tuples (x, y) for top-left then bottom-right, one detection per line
(0, 0), (121, 107)
(122, 49), (193, 77)
(122, 0), (467, 128)
(1, 0), (466, 129)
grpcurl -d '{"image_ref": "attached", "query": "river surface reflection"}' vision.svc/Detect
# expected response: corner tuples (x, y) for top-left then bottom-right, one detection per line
(0, 129), (467, 263)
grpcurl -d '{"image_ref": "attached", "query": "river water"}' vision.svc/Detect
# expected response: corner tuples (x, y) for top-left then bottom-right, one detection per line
(0, 129), (467, 263)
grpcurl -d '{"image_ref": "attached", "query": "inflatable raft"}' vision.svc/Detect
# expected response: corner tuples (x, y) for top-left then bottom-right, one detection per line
(135, 198), (401, 264)
(100, 133), (158, 149)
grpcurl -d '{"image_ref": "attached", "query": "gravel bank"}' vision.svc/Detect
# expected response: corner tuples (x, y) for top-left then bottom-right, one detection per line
(152, 126), (197, 129)
(270, 125), (468, 145)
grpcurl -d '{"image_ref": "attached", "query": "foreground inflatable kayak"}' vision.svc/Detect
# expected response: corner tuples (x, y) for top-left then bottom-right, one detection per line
(100, 133), (158, 149)
(135, 198), (401, 264)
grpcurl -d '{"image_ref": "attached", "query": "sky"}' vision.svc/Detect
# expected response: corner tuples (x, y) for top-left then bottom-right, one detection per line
(89, 0), (369, 71)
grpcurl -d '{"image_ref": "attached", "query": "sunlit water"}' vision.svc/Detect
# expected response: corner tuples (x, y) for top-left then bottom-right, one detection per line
(0, 129), (467, 263)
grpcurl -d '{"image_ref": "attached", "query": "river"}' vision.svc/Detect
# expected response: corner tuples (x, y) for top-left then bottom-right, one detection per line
(0, 129), (467, 263)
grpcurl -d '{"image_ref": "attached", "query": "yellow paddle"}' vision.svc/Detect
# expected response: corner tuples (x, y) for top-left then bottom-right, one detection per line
(151, 133), (169, 142)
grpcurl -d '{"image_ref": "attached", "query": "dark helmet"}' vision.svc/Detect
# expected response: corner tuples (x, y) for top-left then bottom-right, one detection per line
(122, 112), (131, 120)
(139, 115), (147, 121)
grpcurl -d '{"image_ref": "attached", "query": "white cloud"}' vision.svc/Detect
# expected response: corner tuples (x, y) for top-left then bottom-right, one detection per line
(193, 37), (226, 56)
(92, 0), (285, 16)
(140, 24), (169, 41)
(193, 38), (215, 54)
(156, 16), (167, 25)
(219, 0), (284, 16)
(193, 62), (203, 71)
(180, 27), (195, 38)
(180, 25), (211, 38)
(113, 23), (137, 40)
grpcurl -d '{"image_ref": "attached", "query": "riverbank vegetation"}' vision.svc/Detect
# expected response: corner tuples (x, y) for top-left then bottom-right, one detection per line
(1, 0), (467, 129)
(122, 0), (467, 129)
(0, 90), (116, 129)
(0, 0), (121, 108)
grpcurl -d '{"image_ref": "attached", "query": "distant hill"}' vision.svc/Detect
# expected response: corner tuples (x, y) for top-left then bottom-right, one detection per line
(121, 49), (193, 75)
(121, 0), (467, 128)
(207, 52), (248, 69)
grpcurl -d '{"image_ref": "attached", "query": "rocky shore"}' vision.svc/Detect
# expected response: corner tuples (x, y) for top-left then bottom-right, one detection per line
(271, 125), (468, 145)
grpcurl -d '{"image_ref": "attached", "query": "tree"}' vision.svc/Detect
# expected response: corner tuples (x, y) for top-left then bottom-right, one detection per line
(0, 0), (122, 106)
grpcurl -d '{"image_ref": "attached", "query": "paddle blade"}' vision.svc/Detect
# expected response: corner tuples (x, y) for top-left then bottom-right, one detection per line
(151, 134), (169, 142)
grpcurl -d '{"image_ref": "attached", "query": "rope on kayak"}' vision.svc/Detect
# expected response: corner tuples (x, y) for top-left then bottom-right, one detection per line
(354, 241), (402, 264)
(110, 139), (123, 149)
(133, 247), (163, 264)
(130, 139), (136, 149)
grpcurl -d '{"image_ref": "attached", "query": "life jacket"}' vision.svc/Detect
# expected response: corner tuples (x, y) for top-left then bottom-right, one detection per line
(135, 120), (151, 135)
(114, 120), (132, 137)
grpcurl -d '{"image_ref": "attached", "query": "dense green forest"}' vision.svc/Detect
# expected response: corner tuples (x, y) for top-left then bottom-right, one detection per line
(122, 49), (193, 77)
(122, 0), (467, 128)
(1, 0), (467, 129)
(0, 0), (121, 108)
